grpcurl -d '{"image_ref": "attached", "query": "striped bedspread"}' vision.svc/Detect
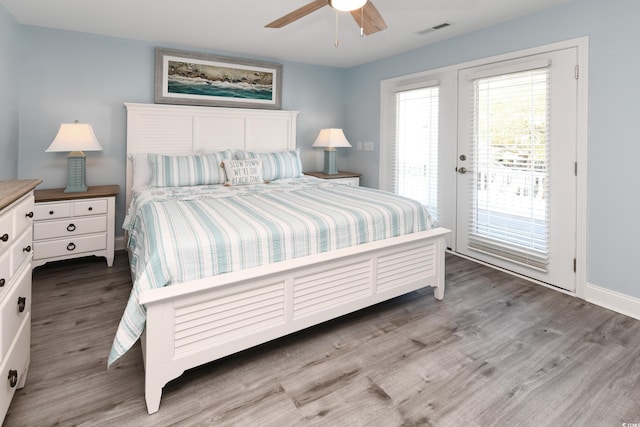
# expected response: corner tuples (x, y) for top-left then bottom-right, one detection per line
(108, 177), (433, 365)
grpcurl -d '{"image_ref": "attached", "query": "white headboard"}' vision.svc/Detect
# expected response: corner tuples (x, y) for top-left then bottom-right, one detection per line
(125, 102), (299, 207)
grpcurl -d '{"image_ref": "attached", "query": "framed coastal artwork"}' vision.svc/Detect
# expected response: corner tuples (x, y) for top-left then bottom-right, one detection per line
(154, 48), (282, 109)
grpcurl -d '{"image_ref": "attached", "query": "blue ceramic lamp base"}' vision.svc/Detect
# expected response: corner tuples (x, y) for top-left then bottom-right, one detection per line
(322, 149), (338, 175)
(64, 152), (88, 193)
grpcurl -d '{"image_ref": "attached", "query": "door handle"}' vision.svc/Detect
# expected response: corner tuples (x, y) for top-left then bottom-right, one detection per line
(458, 167), (469, 174)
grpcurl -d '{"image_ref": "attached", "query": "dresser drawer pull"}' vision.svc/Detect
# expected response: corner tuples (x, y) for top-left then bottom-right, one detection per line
(0, 233), (8, 242)
(8, 370), (18, 388)
(23, 245), (31, 253)
(67, 223), (76, 232)
(0, 278), (4, 287)
(17, 296), (26, 313)
(49, 210), (54, 215)
(25, 211), (34, 218)
(88, 207), (93, 211)
(67, 242), (76, 251)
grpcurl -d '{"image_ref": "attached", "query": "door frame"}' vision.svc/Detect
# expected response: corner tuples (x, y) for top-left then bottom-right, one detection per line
(379, 36), (589, 298)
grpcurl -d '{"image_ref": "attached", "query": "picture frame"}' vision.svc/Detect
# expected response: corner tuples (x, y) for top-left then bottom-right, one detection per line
(154, 48), (282, 110)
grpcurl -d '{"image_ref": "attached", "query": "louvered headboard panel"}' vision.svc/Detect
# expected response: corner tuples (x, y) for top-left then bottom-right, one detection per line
(125, 103), (298, 207)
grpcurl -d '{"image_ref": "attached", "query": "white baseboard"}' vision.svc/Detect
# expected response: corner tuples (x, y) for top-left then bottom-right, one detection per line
(585, 283), (640, 320)
(115, 236), (126, 252)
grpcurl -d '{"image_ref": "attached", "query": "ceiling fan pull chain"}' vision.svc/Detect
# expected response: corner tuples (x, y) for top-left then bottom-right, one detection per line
(335, 9), (339, 47)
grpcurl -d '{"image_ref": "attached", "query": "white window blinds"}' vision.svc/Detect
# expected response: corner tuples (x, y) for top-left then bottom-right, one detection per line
(468, 67), (550, 270)
(394, 86), (440, 222)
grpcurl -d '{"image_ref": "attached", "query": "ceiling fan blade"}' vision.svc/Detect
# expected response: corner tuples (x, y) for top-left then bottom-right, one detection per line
(265, 0), (328, 28)
(350, 1), (387, 35)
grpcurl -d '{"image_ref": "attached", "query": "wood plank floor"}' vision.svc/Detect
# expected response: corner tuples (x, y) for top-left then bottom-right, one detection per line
(4, 252), (640, 426)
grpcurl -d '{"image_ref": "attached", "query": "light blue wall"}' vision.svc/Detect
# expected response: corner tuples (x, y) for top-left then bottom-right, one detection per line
(342, 0), (639, 298)
(0, 5), (20, 180)
(16, 26), (346, 237)
(6, 0), (638, 299)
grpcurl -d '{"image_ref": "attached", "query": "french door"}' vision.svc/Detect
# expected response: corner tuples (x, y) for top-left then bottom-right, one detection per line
(456, 48), (578, 291)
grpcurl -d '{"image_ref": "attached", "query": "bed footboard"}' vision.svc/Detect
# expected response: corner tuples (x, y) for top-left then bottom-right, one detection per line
(140, 227), (449, 414)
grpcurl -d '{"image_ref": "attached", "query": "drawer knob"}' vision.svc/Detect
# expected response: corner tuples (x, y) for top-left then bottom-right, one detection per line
(8, 370), (18, 388)
(25, 211), (34, 218)
(67, 223), (76, 232)
(67, 242), (76, 251)
(17, 296), (26, 313)
(0, 233), (8, 242)
(23, 245), (31, 253)
(88, 207), (93, 211)
(49, 210), (54, 215)
(0, 278), (4, 287)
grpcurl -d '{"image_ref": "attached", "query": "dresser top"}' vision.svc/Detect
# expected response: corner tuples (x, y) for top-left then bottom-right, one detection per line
(0, 179), (42, 211)
(34, 185), (120, 203)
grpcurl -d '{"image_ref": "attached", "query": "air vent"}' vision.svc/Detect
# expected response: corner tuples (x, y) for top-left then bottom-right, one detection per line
(417, 22), (452, 35)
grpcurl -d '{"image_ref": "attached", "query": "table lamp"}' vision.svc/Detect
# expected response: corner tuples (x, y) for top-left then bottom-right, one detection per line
(312, 128), (352, 175)
(46, 121), (103, 193)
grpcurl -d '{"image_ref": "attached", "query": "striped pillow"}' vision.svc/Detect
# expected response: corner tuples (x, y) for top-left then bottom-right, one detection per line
(149, 151), (231, 187)
(237, 150), (303, 181)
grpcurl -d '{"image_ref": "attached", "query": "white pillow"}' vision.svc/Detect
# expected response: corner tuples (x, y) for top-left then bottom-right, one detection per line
(223, 159), (264, 186)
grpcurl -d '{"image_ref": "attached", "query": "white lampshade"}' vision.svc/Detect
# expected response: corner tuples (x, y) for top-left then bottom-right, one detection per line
(312, 128), (352, 149)
(46, 122), (103, 153)
(330, 0), (368, 12)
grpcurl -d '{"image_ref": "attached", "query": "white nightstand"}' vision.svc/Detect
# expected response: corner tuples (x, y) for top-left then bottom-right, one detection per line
(32, 185), (119, 268)
(304, 171), (361, 186)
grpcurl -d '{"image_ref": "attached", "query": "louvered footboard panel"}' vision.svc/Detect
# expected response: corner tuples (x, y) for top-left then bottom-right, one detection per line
(173, 281), (286, 355)
(377, 242), (437, 291)
(293, 261), (371, 319)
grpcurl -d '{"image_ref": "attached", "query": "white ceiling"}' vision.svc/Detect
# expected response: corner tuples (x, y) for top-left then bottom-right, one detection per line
(1, 0), (573, 68)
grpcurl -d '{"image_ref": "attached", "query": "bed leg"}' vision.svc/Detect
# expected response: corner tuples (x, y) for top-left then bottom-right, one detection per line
(145, 384), (162, 414)
(433, 285), (445, 301)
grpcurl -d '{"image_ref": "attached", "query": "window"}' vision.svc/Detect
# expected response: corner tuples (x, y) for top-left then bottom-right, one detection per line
(467, 66), (550, 269)
(393, 85), (440, 222)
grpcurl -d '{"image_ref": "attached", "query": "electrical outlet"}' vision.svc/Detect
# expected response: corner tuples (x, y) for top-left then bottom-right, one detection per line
(364, 142), (374, 151)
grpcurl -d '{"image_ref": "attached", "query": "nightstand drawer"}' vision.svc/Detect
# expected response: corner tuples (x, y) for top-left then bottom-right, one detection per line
(73, 199), (107, 216)
(34, 202), (71, 220)
(33, 216), (107, 241)
(33, 234), (106, 261)
(335, 177), (359, 186)
(0, 265), (30, 361)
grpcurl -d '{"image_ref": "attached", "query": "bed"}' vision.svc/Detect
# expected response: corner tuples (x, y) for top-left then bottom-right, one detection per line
(114, 103), (450, 414)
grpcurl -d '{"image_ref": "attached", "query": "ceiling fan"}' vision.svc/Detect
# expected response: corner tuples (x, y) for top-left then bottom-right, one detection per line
(265, 0), (388, 36)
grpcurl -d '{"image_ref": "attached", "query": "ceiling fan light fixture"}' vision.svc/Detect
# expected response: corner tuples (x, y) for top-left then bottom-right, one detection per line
(330, 0), (367, 12)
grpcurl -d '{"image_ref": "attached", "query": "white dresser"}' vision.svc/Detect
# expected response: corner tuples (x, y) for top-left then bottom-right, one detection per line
(0, 179), (41, 422)
(32, 185), (119, 268)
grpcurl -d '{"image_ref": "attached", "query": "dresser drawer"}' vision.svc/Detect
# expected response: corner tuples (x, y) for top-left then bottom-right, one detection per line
(33, 234), (106, 261)
(0, 265), (30, 361)
(0, 209), (12, 258)
(10, 230), (32, 278)
(12, 196), (34, 239)
(33, 216), (107, 241)
(0, 251), (9, 298)
(0, 313), (30, 419)
(34, 202), (71, 221)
